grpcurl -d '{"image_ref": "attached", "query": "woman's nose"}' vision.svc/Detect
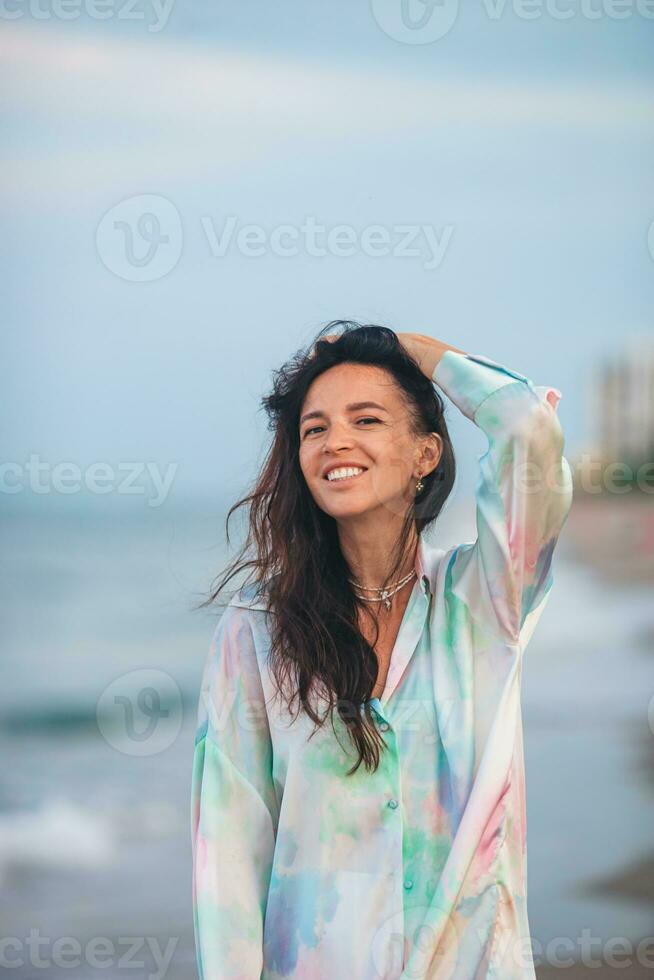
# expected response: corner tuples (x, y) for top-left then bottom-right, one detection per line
(323, 422), (355, 452)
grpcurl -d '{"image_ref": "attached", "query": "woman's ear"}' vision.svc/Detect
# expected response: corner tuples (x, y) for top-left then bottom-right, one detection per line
(418, 432), (443, 477)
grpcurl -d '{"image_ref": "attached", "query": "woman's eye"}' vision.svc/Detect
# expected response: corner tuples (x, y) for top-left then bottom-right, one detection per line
(302, 418), (379, 439)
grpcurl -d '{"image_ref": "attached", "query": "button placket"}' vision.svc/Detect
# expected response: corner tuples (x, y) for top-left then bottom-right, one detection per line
(375, 709), (404, 909)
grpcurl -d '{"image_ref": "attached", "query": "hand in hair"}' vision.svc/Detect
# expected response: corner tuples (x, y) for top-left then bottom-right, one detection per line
(396, 333), (467, 380)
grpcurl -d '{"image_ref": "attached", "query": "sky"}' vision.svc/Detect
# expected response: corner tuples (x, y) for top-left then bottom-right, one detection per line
(3, 1), (653, 506)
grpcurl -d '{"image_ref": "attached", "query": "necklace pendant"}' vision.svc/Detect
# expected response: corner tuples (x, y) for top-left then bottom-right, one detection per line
(384, 597), (392, 610)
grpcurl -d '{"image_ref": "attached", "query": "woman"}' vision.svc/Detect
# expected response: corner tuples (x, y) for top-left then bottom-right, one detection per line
(190, 321), (574, 979)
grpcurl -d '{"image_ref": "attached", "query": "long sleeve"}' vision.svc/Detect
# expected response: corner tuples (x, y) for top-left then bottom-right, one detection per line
(191, 604), (278, 980)
(432, 350), (574, 644)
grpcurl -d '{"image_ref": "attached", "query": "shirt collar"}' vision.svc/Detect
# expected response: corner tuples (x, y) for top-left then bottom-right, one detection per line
(415, 533), (432, 597)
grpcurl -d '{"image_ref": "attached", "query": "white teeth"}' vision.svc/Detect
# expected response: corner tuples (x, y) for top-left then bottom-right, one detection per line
(326, 467), (366, 482)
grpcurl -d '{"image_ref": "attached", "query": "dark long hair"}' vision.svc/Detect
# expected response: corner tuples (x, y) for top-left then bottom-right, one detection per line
(200, 321), (456, 774)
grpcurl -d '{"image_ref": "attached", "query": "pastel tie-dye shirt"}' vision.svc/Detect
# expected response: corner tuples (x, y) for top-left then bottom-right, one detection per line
(191, 350), (574, 979)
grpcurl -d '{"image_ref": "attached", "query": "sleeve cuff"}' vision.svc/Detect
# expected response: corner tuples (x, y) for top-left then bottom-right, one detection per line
(431, 349), (535, 421)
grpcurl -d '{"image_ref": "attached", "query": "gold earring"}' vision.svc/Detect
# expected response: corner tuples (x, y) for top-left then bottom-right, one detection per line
(415, 473), (424, 492)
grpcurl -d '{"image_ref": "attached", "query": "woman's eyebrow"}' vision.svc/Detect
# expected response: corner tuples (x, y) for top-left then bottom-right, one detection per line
(300, 401), (388, 424)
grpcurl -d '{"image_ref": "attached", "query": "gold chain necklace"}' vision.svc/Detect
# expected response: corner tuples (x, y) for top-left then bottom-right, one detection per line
(348, 569), (416, 610)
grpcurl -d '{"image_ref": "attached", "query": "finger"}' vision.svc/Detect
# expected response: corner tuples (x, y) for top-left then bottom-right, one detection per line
(310, 333), (339, 357)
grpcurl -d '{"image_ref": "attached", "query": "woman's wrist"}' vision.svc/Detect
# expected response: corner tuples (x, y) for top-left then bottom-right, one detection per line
(396, 333), (467, 380)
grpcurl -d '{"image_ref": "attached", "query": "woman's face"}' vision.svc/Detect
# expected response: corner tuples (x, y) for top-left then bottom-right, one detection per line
(298, 362), (441, 522)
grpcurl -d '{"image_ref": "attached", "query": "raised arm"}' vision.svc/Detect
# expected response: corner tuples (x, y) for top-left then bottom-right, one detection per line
(400, 334), (574, 644)
(191, 604), (278, 979)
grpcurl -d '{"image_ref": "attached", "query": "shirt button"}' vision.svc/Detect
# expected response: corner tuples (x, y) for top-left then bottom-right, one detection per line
(379, 722), (390, 732)
(404, 879), (414, 890)
(387, 798), (398, 809)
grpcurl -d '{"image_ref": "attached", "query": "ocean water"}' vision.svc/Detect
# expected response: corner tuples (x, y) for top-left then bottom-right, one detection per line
(1, 497), (652, 978)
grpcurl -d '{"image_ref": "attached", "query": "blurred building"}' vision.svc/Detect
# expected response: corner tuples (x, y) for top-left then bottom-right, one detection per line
(599, 337), (654, 465)
(573, 335), (654, 493)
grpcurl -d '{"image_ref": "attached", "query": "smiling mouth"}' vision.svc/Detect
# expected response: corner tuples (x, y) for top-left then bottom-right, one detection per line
(324, 468), (368, 485)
